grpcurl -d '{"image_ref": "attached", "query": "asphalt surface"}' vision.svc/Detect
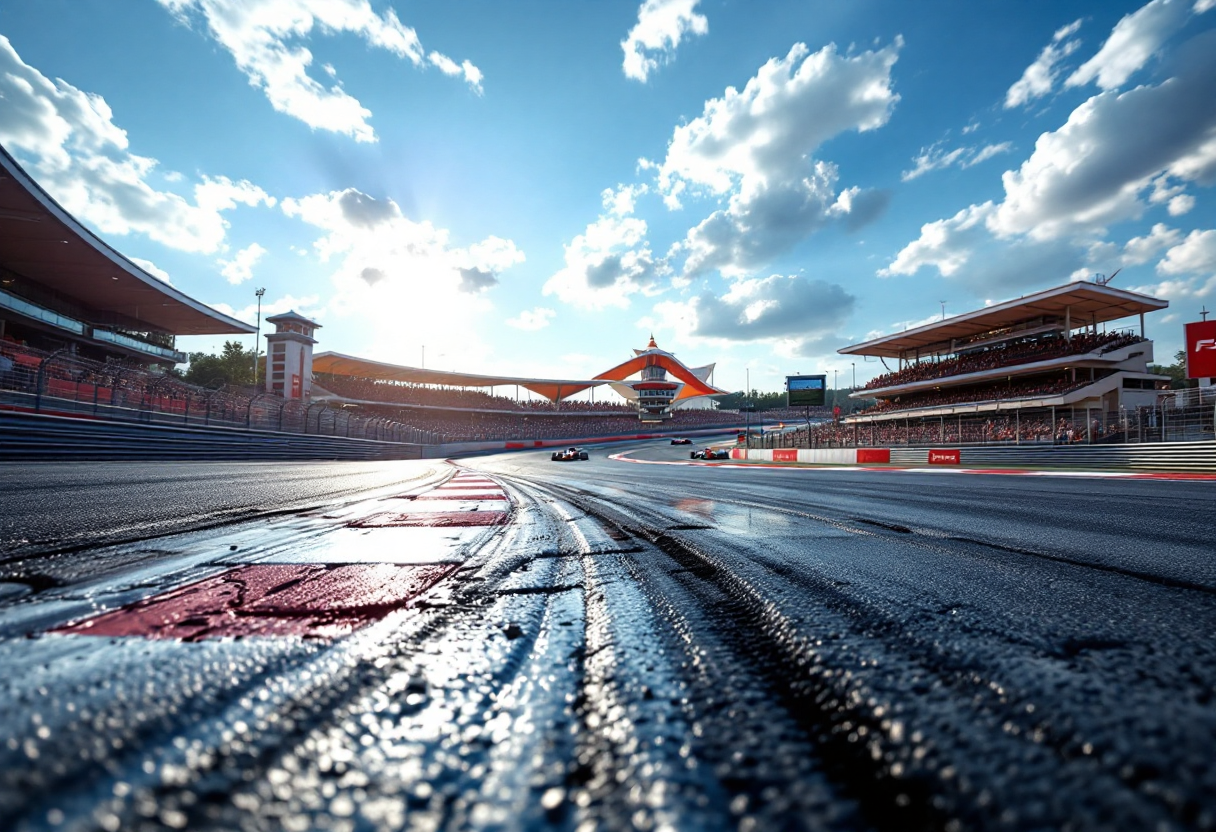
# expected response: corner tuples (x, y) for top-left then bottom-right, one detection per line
(1, 442), (1214, 831)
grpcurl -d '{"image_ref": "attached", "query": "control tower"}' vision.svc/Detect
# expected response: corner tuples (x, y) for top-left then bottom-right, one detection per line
(264, 311), (320, 399)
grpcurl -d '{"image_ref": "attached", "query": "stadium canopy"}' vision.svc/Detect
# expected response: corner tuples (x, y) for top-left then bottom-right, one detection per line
(314, 341), (728, 404)
(0, 144), (253, 336)
(313, 351), (607, 402)
(838, 281), (1168, 359)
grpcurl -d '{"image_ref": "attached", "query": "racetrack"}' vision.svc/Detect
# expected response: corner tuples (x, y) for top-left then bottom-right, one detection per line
(1, 440), (1213, 831)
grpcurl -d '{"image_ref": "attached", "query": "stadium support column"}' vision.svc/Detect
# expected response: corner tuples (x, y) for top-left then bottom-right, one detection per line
(1139, 312), (1145, 338)
(1065, 306), (1071, 342)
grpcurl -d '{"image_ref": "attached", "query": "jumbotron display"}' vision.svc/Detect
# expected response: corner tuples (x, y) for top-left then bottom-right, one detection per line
(786, 374), (826, 407)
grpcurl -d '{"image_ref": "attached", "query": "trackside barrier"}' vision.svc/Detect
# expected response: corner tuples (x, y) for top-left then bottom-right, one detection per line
(731, 441), (1216, 472)
(426, 426), (749, 459)
(0, 411), (421, 462)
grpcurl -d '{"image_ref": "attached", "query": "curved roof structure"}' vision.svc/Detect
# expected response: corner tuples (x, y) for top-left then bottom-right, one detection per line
(313, 337), (727, 404)
(0, 144), (253, 336)
(838, 282), (1167, 359)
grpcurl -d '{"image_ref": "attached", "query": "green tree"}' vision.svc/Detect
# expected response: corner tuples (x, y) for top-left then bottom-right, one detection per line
(183, 340), (260, 387)
(1147, 349), (1192, 389)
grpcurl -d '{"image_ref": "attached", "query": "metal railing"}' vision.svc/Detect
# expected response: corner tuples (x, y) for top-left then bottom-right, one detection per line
(752, 388), (1215, 450)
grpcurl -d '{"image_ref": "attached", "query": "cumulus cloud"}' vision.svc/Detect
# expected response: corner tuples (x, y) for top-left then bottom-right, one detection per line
(1065, 0), (1201, 90)
(879, 201), (1087, 292)
(902, 141), (1013, 181)
(621, 0), (708, 82)
(212, 292), (322, 323)
(0, 36), (273, 254)
(1005, 19), (1083, 108)
(129, 257), (173, 284)
(543, 214), (663, 308)
(157, 0), (482, 142)
(543, 185), (667, 308)
(656, 39), (902, 277)
(506, 307), (556, 331)
(994, 31), (1216, 240)
(219, 242), (268, 284)
(650, 274), (854, 356)
(1158, 227), (1216, 275)
(281, 188), (523, 298)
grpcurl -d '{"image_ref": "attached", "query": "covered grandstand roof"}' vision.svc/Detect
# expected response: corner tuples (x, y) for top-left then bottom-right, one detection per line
(313, 351), (609, 401)
(313, 342), (728, 404)
(838, 281), (1167, 359)
(0, 145), (253, 336)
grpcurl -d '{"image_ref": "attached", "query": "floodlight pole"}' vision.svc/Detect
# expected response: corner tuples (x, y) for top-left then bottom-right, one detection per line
(252, 287), (265, 389)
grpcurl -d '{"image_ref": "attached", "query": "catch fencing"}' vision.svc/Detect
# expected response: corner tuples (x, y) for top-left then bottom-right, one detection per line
(758, 387), (1216, 450)
(0, 342), (440, 444)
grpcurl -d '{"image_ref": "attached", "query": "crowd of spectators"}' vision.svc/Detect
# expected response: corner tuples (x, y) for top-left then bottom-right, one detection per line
(356, 402), (744, 443)
(857, 374), (1093, 415)
(861, 330), (1143, 391)
(784, 411), (1104, 448)
(316, 373), (638, 414)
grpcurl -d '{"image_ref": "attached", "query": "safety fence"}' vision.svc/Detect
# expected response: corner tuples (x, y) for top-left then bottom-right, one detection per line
(732, 441), (1216, 473)
(757, 388), (1216, 450)
(0, 410), (422, 462)
(0, 342), (440, 444)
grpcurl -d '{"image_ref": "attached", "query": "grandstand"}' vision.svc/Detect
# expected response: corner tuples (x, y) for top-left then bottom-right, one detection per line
(308, 337), (741, 443)
(823, 280), (1171, 446)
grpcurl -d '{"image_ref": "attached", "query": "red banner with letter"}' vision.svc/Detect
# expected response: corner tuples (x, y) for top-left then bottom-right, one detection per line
(290, 374), (301, 399)
(773, 448), (798, 462)
(928, 449), (960, 465)
(857, 448), (890, 464)
(1185, 320), (1216, 379)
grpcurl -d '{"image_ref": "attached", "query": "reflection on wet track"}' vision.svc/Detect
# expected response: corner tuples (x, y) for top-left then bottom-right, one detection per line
(1, 440), (1214, 831)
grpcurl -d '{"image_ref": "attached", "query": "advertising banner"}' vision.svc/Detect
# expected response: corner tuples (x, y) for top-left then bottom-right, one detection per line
(928, 449), (961, 465)
(1185, 320), (1216, 379)
(290, 374), (302, 399)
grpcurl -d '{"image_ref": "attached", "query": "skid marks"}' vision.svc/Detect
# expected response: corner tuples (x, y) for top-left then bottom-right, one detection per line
(545, 483), (1214, 832)
(144, 481), (591, 832)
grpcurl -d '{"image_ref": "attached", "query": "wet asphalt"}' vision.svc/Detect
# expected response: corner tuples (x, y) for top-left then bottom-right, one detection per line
(0, 443), (1214, 831)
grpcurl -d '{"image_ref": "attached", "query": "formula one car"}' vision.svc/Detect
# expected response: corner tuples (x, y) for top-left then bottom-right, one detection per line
(551, 447), (589, 461)
(690, 447), (730, 460)
(670, 437), (693, 445)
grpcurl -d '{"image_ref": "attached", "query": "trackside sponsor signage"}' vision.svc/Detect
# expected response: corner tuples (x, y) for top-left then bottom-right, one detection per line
(1185, 320), (1216, 379)
(928, 449), (960, 465)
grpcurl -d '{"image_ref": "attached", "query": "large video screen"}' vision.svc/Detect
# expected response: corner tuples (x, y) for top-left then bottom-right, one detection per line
(786, 374), (826, 407)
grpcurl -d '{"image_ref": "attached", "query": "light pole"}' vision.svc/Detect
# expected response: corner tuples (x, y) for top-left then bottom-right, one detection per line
(252, 287), (265, 389)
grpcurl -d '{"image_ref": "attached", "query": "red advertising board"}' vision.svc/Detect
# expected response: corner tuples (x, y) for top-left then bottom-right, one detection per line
(773, 448), (798, 462)
(290, 374), (302, 399)
(928, 449), (960, 465)
(1185, 320), (1216, 379)
(857, 448), (891, 464)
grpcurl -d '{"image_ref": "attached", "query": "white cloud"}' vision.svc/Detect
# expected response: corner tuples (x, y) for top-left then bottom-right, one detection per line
(1158, 228), (1216, 275)
(280, 188), (522, 368)
(129, 257), (173, 284)
(902, 142), (1012, 181)
(657, 39), (902, 277)
(880, 202), (996, 277)
(0, 35), (272, 254)
(1066, 0), (1199, 90)
(158, 0), (482, 142)
(621, 0), (708, 82)
(993, 31), (1216, 241)
(506, 307), (556, 331)
(212, 292), (322, 323)
(282, 188), (523, 296)
(650, 274), (853, 357)
(219, 242), (268, 284)
(1005, 18), (1083, 108)
(543, 214), (664, 309)
(1121, 223), (1182, 265)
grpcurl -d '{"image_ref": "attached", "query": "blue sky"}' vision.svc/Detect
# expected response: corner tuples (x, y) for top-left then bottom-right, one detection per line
(1, 0), (1214, 396)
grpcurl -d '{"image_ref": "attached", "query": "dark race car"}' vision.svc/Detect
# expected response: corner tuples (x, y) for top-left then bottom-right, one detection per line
(551, 447), (590, 461)
(670, 437), (693, 445)
(690, 447), (730, 460)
